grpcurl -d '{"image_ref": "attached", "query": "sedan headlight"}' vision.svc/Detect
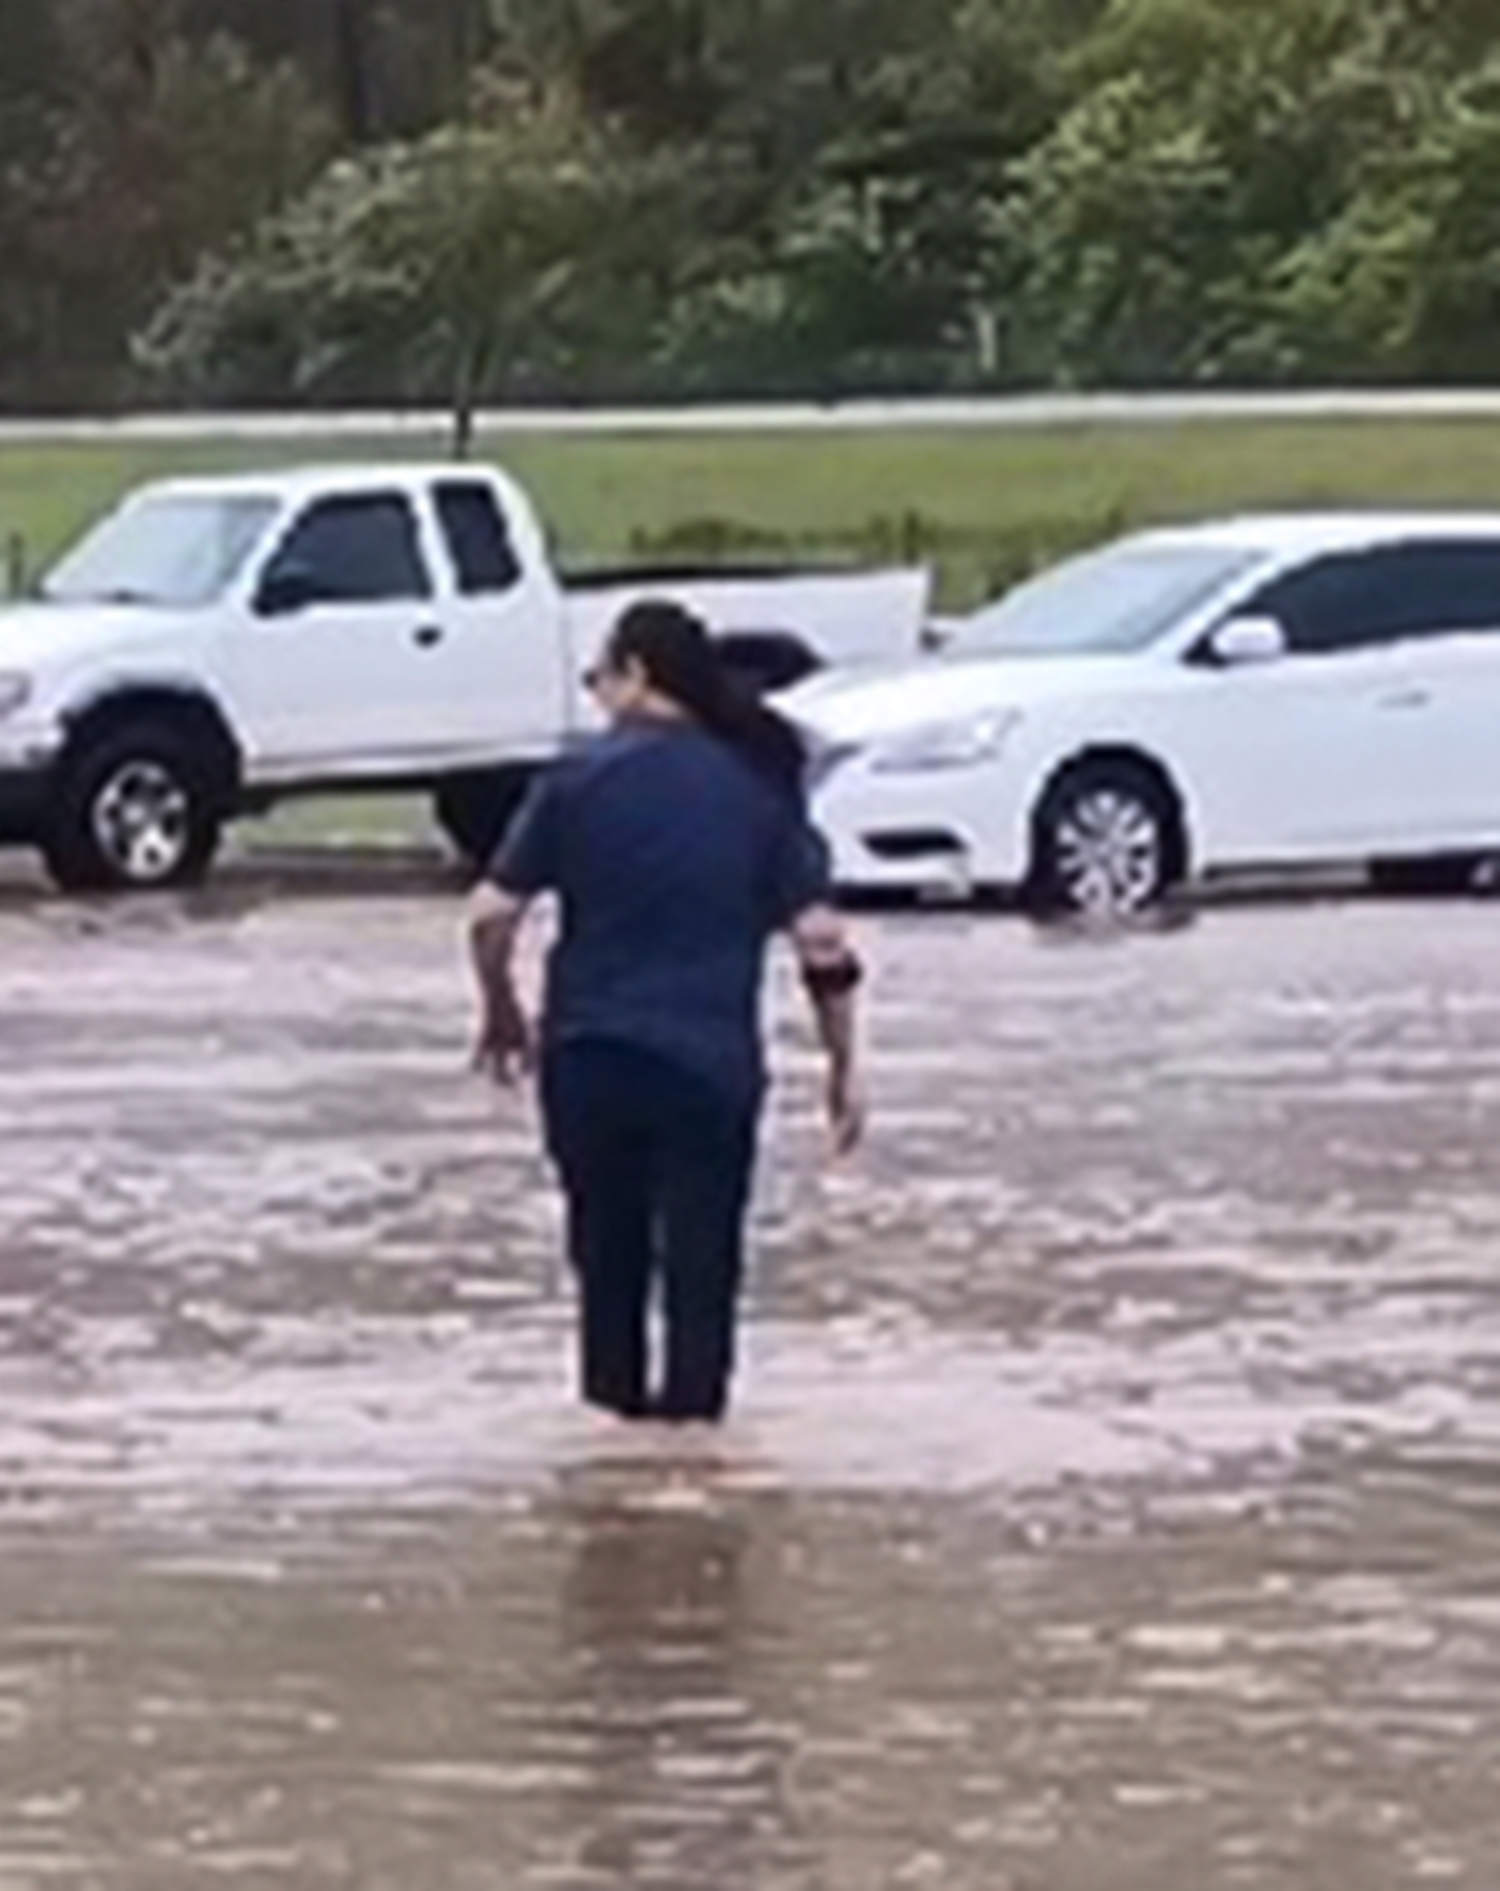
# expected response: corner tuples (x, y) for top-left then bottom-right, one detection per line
(0, 673), (31, 721)
(869, 709), (1021, 774)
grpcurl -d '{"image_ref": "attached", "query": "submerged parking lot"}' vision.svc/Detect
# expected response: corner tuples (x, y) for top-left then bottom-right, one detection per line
(2, 862), (1499, 1889)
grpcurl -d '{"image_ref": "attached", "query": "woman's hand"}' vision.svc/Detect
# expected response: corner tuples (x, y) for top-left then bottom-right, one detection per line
(827, 1060), (866, 1156)
(793, 905), (867, 1158)
(471, 1005), (536, 1087)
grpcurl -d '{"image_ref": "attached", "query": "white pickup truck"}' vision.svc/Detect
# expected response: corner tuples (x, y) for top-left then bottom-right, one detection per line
(0, 463), (929, 891)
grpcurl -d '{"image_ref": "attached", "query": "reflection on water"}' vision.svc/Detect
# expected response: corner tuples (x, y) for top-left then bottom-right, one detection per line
(553, 1489), (776, 1888)
(2, 887), (1500, 1886)
(4, 1474), (1498, 1889)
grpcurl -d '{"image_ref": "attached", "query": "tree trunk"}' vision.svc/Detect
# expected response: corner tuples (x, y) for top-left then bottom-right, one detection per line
(973, 304), (999, 380)
(451, 387), (476, 461)
(451, 337), (482, 460)
(331, 0), (373, 142)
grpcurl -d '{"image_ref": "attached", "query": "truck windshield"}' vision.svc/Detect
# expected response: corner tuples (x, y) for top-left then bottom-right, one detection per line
(42, 495), (278, 608)
(951, 541), (1262, 657)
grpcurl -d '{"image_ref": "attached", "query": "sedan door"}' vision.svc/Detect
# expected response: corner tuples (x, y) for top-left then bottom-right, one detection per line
(1164, 545), (1477, 867)
(1346, 540), (1500, 852)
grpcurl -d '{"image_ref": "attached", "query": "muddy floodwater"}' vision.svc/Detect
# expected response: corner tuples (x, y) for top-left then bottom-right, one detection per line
(2, 865), (1499, 1889)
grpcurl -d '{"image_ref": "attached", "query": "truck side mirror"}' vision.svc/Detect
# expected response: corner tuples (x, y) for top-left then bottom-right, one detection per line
(256, 561), (320, 617)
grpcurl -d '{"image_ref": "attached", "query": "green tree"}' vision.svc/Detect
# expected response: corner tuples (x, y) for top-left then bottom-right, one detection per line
(180, 0), (498, 137)
(1251, 59), (1500, 382)
(15, 0), (1500, 409)
(566, 0), (1083, 396)
(987, 0), (1500, 387)
(0, 6), (333, 409)
(139, 81), (692, 448)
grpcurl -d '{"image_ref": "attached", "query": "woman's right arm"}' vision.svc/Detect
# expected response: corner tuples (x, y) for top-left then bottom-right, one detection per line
(466, 771), (561, 1087)
(468, 882), (536, 1086)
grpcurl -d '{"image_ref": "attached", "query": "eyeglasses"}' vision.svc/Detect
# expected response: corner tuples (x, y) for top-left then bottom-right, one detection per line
(584, 661), (627, 694)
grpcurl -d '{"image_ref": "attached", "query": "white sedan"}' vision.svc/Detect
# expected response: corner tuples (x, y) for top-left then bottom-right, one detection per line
(786, 513), (1500, 912)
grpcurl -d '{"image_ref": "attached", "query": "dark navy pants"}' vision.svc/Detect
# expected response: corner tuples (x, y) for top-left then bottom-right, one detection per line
(541, 1041), (760, 1422)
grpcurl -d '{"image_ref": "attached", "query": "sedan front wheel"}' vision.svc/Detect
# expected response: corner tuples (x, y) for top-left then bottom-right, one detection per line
(1029, 761), (1180, 917)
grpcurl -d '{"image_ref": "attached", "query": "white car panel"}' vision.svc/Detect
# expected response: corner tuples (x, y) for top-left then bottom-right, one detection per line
(1392, 632), (1500, 846)
(564, 566), (930, 677)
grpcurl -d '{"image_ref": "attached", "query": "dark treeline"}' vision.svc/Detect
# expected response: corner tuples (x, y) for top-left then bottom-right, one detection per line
(3, 0), (1500, 416)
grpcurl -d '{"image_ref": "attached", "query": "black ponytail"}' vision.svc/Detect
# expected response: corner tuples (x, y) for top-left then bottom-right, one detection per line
(607, 600), (807, 801)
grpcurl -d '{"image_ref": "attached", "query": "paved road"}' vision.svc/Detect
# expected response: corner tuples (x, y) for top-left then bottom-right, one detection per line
(2, 876), (1499, 1888)
(9, 389), (1500, 443)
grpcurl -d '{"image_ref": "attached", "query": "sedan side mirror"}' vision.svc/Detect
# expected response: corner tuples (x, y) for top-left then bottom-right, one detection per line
(256, 561), (321, 618)
(1206, 615), (1288, 666)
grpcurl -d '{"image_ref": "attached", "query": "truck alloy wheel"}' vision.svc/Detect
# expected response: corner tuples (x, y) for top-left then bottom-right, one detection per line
(91, 759), (192, 883)
(44, 720), (223, 893)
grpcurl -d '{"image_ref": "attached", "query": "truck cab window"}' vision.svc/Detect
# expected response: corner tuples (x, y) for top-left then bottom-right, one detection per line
(262, 495), (431, 607)
(435, 482), (522, 595)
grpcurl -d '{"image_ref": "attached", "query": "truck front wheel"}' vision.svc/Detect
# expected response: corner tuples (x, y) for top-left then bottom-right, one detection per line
(434, 768), (535, 871)
(44, 719), (224, 893)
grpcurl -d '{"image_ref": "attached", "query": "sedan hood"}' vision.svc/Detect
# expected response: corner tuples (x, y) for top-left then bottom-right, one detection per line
(783, 652), (1151, 745)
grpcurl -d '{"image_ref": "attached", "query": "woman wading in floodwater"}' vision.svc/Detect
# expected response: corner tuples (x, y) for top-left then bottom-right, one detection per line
(468, 601), (865, 1424)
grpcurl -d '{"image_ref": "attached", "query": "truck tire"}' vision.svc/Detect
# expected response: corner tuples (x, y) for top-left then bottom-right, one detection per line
(44, 718), (224, 893)
(434, 768), (535, 870)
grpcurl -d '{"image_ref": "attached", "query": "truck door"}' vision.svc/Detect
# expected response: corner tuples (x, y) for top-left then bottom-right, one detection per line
(231, 489), (460, 777)
(426, 477), (570, 757)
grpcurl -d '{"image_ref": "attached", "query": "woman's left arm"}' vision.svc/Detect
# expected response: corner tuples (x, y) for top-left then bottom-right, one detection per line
(790, 904), (867, 1156)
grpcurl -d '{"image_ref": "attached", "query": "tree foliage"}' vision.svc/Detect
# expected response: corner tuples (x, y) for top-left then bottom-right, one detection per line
(4, 0), (1500, 414)
(138, 79), (695, 446)
(0, 0), (334, 407)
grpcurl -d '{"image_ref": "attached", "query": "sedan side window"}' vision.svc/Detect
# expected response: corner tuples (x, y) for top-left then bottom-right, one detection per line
(1247, 543), (1500, 656)
(260, 494), (431, 608)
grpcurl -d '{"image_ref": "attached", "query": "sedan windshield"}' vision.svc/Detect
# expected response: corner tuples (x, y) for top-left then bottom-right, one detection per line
(42, 494), (278, 608)
(952, 541), (1262, 657)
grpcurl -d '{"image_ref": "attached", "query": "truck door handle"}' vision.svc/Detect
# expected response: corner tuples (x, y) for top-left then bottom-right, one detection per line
(413, 624), (444, 649)
(1377, 688), (1430, 711)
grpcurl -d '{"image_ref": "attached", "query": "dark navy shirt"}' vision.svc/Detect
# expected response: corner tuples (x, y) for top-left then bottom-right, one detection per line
(489, 722), (831, 1105)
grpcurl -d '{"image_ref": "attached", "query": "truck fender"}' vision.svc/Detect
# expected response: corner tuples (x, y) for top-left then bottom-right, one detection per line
(59, 683), (244, 806)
